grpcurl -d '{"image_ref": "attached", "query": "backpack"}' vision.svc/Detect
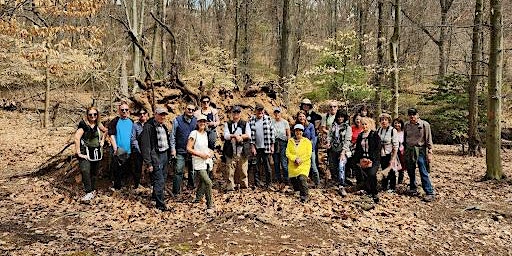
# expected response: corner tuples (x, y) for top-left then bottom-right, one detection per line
(222, 120), (250, 158)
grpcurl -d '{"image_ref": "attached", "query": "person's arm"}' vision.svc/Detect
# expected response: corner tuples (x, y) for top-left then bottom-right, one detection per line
(320, 114), (328, 134)
(211, 108), (220, 127)
(223, 123), (232, 140)
(242, 122), (251, 140)
(131, 124), (140, 153)
(285, 139), (296, 163)
(170, 118), (177, 156)
(268, 117), (275, 152)
(140, 123), (153, 166)
(285, 121), (291, 139)
(424, 121), (433, 151)
(187, 131), (208, 159)
(297, 139), (313, 162)
(74, 128), (87, 159)
(341, 125), (352, 159)
(391, 128), (399, 160)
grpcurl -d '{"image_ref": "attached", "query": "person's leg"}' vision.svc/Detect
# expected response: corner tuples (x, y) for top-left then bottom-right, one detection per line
(380, 154), (391, 190)
(261, 152), (272, 187)
(90, 161), (99, 191)
(272, 142), (282, 182)
(112, 156), (122, 189)
(406, 153), (418, 192)
(186, 155), (196, 189)
(298, 174), (309, 201)
(310, 152), (320, 186)
(226, 157), (236, 190)
(79, 159), (93, 193)
(173, 154), (186, 195)
(133, 152), (143, 187)
(198, 169), (213, 207)
(417, 151), (434, 195)
(280, 141), (289, 182)
(388, 170), (397, 190)
(239, 157), (249, 188)
(290, 177), (300, 191)
(328, 150), (339, 184)
(338, 158), (347, 187)
(365, 164), (379, 196)
(196, 169), (206, 201)
(254, 150), (263, 186)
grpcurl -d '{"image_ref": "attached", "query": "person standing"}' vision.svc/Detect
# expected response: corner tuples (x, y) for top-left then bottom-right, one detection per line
(187, 114), (214, 209)
(249, 103), (275, 188)
(299, 98), (322, 177)
(286, 124), (313, 203)
(296, 110), (320, 187)
(404, 108), (435, 202)
(354, 117), (381, 203)
(326, 110), (352, 196)
(195, 96), (220, 150)
(140, 107), (172, 211)
(170, 104), (198, 195)
(320, 100), (339, 135)
(223, 105), (251, 191)
(377, 113), (400, 192)
(393, 118), (406, 184)
(271, 107), (290, 183)
(348, 114), (364, 185)
(74, 107), (107, 202)
(131, 108), (149, 188)
(109, 102), (134, 190)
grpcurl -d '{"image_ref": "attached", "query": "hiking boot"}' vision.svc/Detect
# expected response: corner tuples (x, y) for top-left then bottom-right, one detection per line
(372, 194), (380, 204)
(157, 205), (170, 212)
(407, 189), (419, 197)
(300, 195), (309, 203)
(339, 187), (348, 197)
(423, 194), (435, 202)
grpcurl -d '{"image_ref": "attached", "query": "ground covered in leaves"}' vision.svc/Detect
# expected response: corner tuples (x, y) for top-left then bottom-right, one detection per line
(1, 110), (512, 255)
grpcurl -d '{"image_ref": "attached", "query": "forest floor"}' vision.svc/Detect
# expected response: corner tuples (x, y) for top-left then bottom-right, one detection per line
(1, 109), (512, 256)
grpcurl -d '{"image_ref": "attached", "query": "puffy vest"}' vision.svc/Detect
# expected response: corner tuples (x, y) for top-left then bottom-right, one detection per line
(175, 115), (197, 154)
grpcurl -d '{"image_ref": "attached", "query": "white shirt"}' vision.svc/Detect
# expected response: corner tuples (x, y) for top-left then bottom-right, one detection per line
(189, 130), (213, 170)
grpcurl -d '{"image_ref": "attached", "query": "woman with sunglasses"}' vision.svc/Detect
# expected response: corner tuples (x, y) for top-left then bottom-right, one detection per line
(74, 106), (107, 202)
(195, 96), (219, 150)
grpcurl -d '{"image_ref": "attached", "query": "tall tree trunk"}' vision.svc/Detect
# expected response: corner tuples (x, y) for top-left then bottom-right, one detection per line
(160, 0), (167, 74)
(438, 0), (454, 78)
(120, 53), (129, 97)
(485, 0), (503, 180)
(233, 0), (240, 85)
(291, 0), (305, 76)
(374, 0), (384, 118)
(44, 54), (50, 128)
(279, 0), (290, 107)
(390, 0), (400, 119)
(131, 0), (141, 93)
(240, 0), (250, 87)
(357, 0), (368, 66)
(468, 0), (483, 156)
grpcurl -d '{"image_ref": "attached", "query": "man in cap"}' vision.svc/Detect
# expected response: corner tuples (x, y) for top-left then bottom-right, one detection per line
(222, 105), (251, 190)
(140, 107), (172, 211)
(272, 107), (290, 183)
(300, 98), (322, 131)
(403, 108), (435, 202)
(249, 103), (275, 188)
(170, 103), (198, 195)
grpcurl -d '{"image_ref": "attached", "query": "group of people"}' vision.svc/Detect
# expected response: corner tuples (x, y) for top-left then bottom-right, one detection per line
(74, 96), (435, 212)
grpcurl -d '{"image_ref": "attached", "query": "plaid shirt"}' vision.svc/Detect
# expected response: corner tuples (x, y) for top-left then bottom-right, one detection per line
(249, 115), (275, 153)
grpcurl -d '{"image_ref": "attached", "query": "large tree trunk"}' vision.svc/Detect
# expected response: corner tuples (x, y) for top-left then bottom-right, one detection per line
(485, 0), (503, 180)
(438, 0), (452, 78)
(44, 54), (50, 128)
(390, 0), (400, 119)
(120, 53), (129, 97)
(291, 0), (305, 77)
(279, 0), (290, 106)
(233, 0), (240, 85)
(373, 0), (384, 118)
(240, 0), (250, 87)
(468, 0), (483, 157)
(160, 0), (167, 74)
(357, 0), (369, 66)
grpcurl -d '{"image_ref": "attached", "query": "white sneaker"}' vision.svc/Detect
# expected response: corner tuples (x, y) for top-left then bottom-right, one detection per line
(81, 192), (95, 201)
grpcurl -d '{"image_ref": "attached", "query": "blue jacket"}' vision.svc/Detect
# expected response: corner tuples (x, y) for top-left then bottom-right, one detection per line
(170, 115), (197, 155)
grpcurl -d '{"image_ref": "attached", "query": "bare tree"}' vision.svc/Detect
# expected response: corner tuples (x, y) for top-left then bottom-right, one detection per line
(373, 0), (385, 118)
(485, 0), (503, 180)
(468, 0), (483, 156)
(390, 0), (400, 119)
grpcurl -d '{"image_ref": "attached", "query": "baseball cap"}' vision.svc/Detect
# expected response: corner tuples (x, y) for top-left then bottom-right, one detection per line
(255, 103), (264, 110)
(293, 124), (305, 131)
(301, 98), (312, 105)
(196, 114), (208, 121)
(407, 108), (418, 116)
(155, 107), (169, 115)
(273, 107), (281, 113)
(232, 106), (242, 112)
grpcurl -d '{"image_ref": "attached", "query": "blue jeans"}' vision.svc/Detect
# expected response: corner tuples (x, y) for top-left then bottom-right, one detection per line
(272, 139), (288, 182)
(172, 153), (194, 195)
(310, 152), (320, 185)
(152, 152), (168, 209)
(338, 158), (347, 187)
(254, 148), (272, 186)
(406, 149), (434, 195)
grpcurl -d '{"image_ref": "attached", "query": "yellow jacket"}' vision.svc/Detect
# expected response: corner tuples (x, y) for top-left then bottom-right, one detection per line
(286, 137), (312, 178)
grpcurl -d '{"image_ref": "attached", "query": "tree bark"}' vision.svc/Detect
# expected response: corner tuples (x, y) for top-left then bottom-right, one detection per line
(240, 0), (250, 87)
(485, 0), (503, 180)
(357, 0), (369, 66)
(374, 0), (384, 118)
(390, 0), (400, 119)
(468, 0), (483, 157)
(279, 0), (290, 106)
(291, 0), (305, 77)
(120, 53), (129, 97)
(233, 0), (240, 85)
(44, 54), (50, 128)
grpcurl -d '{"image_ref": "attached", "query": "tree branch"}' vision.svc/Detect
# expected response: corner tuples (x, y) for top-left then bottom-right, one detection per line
(401, 8), (440, 46)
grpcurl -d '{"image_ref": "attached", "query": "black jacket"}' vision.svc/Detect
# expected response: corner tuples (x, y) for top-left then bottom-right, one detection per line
(140, 118), (170, 166)
(354, 130), (381, 164)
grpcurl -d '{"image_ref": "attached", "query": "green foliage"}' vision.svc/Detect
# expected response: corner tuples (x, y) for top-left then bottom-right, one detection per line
(303, 32), (372, 104)
(422, 74), (486, 144)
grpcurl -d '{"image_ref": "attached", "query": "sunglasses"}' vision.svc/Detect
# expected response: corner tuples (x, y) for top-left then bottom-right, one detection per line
(202, 100), (210, 103)
(330, 106), (338, 108)
(88, 113), (98, 117)
(187, 108), (195, 111)
(121, 108), (129, 112)
(140, 112), (147, 115)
